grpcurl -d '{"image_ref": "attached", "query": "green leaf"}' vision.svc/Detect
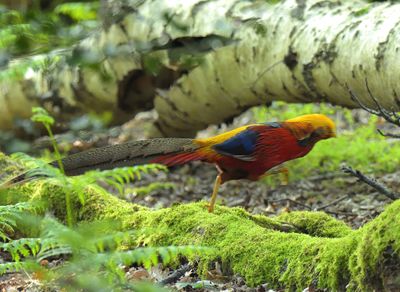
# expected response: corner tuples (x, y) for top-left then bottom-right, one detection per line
(31, 107), (54, 126)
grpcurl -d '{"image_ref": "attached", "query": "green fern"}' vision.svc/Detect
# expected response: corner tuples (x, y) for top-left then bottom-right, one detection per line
(82, 165), (168, 195)
(0, 106), (204, 290)
(0, 261), (26, 275)
(0, 216), (210, 290)
(11, 152), (60, 179)
(0, 238), (41, 262)
(127, 182), (176, 197)
(0, 202), (36, 240)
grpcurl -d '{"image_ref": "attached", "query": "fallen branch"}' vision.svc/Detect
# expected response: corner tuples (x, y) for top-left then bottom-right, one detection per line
(341, 165), (399, 201)
(160, 263), (192, 285)
(315, 194), (350, 211)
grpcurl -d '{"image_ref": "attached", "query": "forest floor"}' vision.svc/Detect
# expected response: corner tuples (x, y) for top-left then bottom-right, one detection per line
(1, 105), (399, 291)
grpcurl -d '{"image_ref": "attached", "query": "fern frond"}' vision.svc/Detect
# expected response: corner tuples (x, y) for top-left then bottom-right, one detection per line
(0, 202), (36, 240)
(0, 261), (26, 274)
(10, 152), (60, 180)
(128, 182), (176, 197)
(70, 164), (168, 198)
(85, 165), (167, 185)
(0, 238), (41, 261)
(110, 246), (210, 269)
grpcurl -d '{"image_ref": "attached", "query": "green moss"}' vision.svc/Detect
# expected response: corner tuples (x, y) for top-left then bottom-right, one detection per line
(349, 201), (400, 290)
(2, 153), (400, 290)
(125, 182), (176, 198)
(277, 211), (352, 238)
(0, 152), (24, 181)
(25, 181), (146, 225)
(4, 176), (400, 290)
(125, 202), (362, 289)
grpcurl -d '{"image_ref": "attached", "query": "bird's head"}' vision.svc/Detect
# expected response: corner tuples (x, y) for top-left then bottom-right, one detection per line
(284, 114), (336, 143)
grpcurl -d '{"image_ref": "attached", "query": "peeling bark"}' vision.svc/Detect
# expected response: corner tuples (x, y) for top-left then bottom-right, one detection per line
(1, 0), (400, 136)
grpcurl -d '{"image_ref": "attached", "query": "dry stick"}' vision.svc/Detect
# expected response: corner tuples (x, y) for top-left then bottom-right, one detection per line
(269, 198), (312, 210)
(160, 263), (192, 285)
(315, 195), (349, 211)
(341, 165), (400, 201)
(377, 129), (400, 139)
(308, 172), (347, 182)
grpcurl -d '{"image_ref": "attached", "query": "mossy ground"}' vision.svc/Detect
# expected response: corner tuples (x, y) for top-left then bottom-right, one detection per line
(1, 149), (399, 291)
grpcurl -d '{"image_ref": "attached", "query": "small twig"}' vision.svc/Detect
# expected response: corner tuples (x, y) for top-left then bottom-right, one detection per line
(315, 194), (349, 211)
(160, 263), (192, 285)
(269, 198), (312, 210)
(365, 79), (400, 127)
(346, 81), (400, 138)
(308, 172), (347, 182)
(341, 165), (400, 201)
(325, 210), (357, 217)
(377, 129), (400, 139)
(346, 83), (380, 116)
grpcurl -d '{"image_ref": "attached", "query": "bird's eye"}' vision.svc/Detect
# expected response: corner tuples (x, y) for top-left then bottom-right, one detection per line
(315, 126), (334, 138)
(314, 127), (325, 136)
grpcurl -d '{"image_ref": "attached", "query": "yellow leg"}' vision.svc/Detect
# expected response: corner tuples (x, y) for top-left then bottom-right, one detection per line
(208, 174), (222, 213)
(279, 167), (289, 185)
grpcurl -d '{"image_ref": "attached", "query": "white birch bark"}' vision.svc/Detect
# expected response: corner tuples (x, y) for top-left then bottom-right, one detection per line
(1, 0), (400, 137)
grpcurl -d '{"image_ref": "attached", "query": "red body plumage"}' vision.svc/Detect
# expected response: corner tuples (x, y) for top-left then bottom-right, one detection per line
(152, 114), (336, 186)
(208, 126), (313, 182)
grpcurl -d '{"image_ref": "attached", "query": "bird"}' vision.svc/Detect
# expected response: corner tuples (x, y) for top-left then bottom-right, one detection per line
(2, 114), (336, 212)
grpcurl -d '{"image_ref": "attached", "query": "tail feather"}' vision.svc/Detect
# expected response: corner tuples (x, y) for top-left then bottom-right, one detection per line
(1, 138), (202, 189)
(0, 138), (201, 190)
(61, 138), (200, 175)
(151, 151), (205, 166)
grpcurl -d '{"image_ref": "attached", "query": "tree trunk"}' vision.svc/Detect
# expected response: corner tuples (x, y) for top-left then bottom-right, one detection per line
(1, 0), (400, 136)
(1, 152), (399, 291)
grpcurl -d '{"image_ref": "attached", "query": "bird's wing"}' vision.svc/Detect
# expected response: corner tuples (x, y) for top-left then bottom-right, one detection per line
(211, 127), (260, 161)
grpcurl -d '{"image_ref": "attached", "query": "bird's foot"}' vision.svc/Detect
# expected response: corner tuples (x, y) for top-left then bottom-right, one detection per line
(280, 168), (289, 185)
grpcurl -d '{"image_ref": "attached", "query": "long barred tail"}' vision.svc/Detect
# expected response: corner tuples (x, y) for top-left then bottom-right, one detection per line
(60, 138), (201, 175)
(1, 138), (204, 189)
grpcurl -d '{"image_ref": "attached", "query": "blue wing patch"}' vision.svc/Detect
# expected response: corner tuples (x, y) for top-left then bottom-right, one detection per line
(212, 129), (259, 161)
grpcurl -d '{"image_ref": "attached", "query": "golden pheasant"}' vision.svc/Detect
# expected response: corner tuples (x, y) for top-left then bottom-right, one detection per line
(3, 114), (336, 212)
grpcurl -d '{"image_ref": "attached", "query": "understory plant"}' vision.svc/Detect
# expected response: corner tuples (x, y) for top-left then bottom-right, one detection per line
(0, 107), (208, 291)
(0, 214), (205, 291)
